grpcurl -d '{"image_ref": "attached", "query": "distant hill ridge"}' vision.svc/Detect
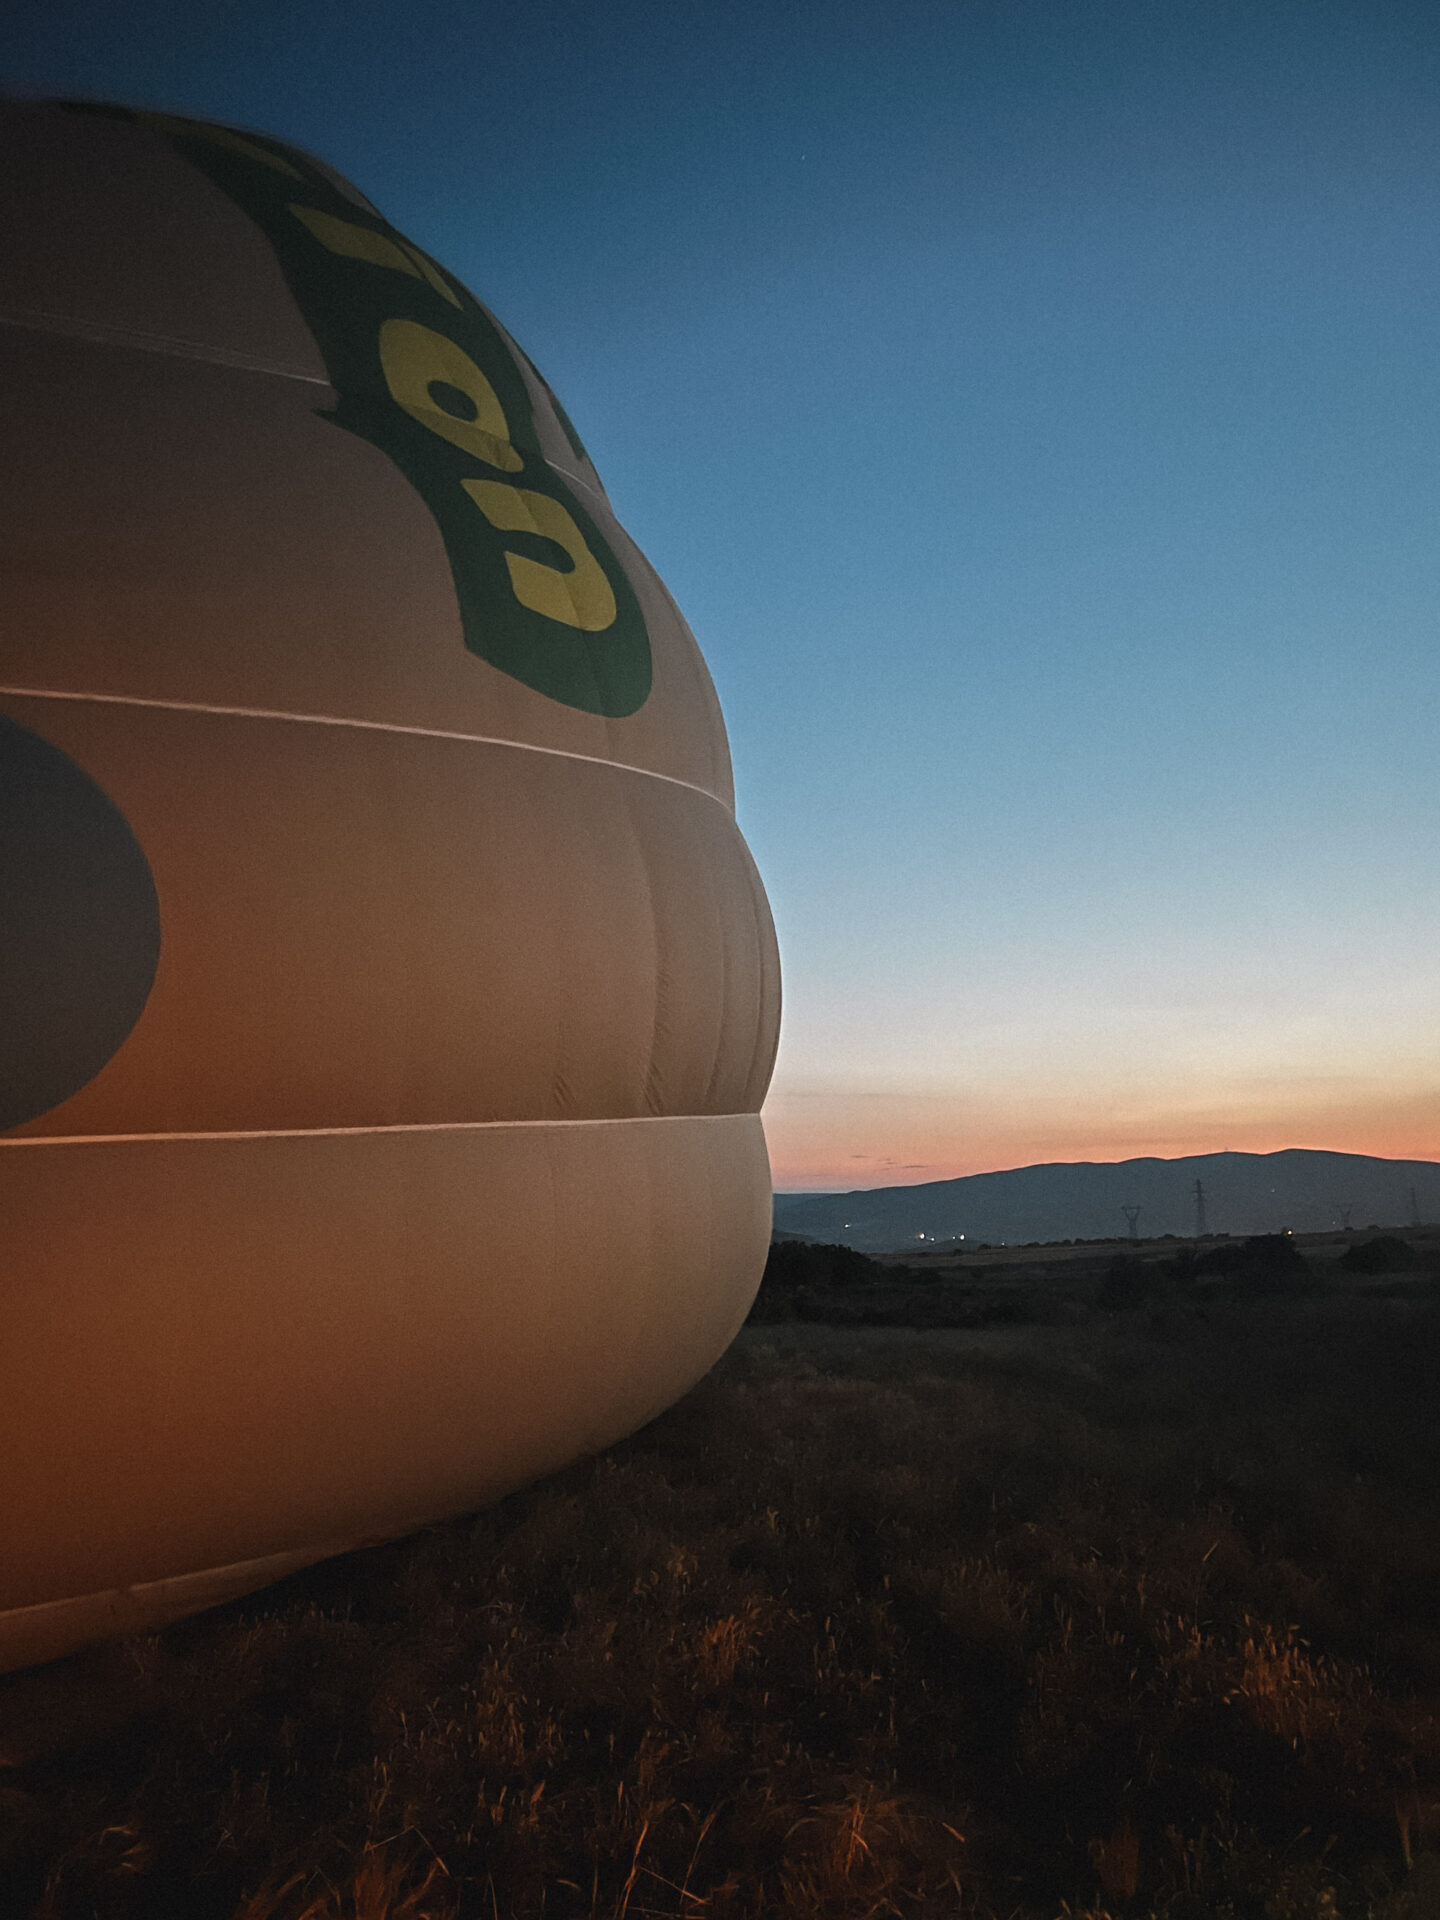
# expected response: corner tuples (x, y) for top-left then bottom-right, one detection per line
(772, 1149), (1440, 1253)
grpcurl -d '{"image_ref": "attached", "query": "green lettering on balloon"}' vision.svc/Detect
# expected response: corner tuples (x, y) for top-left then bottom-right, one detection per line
(96, 108), (652, 718)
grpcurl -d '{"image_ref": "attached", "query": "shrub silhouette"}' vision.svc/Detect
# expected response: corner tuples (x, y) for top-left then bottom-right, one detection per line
(1188, 1233), (1314, 1295)
(749, 1243), (996, 1328)
(1340, 1234), (1415, 1275)
(761, 1239), (883, 1290)
(747, 1239), (889, 1321)
(1097, 1254), (1153, 1311)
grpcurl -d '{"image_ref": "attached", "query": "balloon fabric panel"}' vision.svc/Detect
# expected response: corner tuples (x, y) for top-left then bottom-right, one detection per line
(0, 1118), (771, 1614)
(89, 105), (654, 718)
(0, 694), (778, 1135)
(0, 101), (779, 1672)
(0, 321), (734, 801)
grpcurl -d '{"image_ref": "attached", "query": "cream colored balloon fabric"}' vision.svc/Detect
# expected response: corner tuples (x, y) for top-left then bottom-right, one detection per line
(0, 103), (780, 1671)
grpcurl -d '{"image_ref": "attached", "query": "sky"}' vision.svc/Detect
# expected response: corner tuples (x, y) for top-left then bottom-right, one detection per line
(6, 0), (1440, 1191)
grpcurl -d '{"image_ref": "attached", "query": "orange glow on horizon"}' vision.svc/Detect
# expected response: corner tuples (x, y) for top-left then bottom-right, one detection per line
(763, 1082), (1440, 1191)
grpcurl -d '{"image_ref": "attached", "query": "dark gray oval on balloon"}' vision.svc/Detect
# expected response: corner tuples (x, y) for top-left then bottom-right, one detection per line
(0, 716), (160, 1131)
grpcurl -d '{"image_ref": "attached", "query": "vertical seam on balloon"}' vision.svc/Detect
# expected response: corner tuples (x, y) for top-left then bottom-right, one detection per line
(650, 565), (736, 812)
(697, 794), (732, 1118)
(545, 791), (574, 1119)
(530, 1108), (563, 1372)
(0, 686), (733, 809)
(635, 773), (667, 1118)
(746, 846), (783, 1112)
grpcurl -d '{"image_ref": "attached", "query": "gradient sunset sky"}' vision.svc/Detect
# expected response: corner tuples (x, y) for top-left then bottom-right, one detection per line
(7, 0), (1439, 1190)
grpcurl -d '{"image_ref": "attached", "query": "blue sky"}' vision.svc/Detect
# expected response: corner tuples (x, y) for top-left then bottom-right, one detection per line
(7, 0), (1440, 1187)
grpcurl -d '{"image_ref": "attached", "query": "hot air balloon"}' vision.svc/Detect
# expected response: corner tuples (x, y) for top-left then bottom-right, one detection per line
(0, 102), (780, 1671)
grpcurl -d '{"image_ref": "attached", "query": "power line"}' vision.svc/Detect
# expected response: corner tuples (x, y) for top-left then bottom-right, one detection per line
(1193, 1179), (1208, 1240)
(1121, 1205), (1141, 1242)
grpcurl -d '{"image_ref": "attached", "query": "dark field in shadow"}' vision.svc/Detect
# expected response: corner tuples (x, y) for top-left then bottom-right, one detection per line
(3, 1256), (1440, 1918)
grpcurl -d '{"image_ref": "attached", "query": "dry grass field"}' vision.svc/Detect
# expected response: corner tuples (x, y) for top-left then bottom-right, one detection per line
(3, 1241), (1440, 1918)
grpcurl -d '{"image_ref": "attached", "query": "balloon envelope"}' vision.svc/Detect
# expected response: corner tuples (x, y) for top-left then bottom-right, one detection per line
(0, 103), (780, 1672)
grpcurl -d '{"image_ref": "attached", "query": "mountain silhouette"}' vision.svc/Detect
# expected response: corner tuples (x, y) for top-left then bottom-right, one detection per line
(772, 1149), (1440, 1252)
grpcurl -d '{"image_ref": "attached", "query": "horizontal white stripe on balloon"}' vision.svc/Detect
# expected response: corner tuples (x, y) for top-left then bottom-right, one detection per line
(0, 304), (333, 384)
(0, 1545), (349, 1629)
(0, 310), (607, 509)
(0, 1114), (751, 1146)
(0, 685), (727, 806)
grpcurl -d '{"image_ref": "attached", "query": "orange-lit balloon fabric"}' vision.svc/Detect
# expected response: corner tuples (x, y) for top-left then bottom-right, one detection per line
(0, 103), (780, 1671)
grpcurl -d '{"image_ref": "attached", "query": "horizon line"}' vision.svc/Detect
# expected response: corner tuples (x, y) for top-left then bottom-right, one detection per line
(773, 1142), (1440, 1194)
